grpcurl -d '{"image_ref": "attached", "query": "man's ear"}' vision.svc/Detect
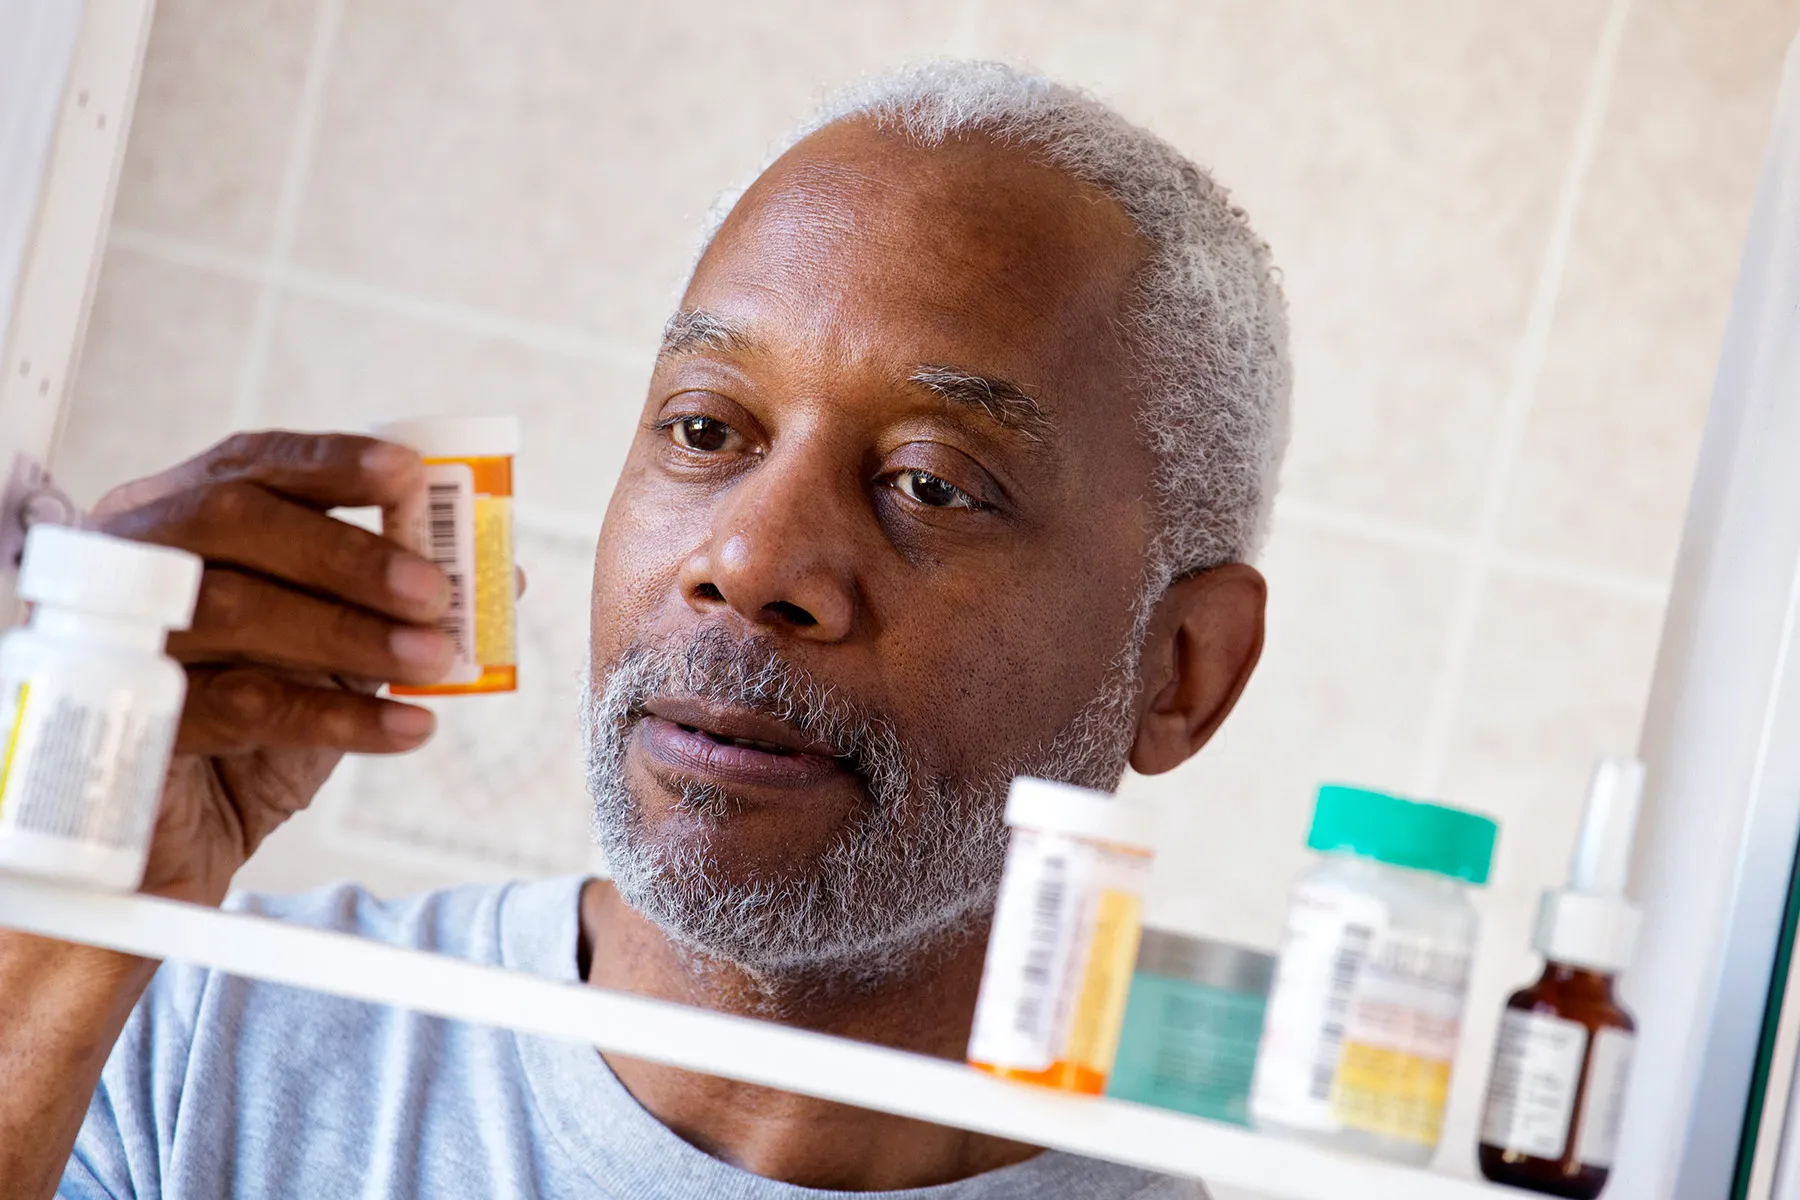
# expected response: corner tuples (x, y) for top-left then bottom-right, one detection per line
(1129, 563), (1266, 776)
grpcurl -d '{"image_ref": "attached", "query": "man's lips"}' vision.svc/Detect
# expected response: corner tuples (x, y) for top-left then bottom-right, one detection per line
(634, 699), (849, 789)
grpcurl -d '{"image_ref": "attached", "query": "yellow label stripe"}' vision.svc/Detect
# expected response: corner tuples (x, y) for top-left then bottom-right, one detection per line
(472, 494), (515, 668)
(0, 682), (31, 815)
(1065, 887), (1144, 1075)
(1331, 1040), (1452, 1144)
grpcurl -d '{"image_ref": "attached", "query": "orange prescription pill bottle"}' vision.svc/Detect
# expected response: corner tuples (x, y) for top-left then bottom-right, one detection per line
(374, 416), (519, 696)
(968, 777), (1157, 1095)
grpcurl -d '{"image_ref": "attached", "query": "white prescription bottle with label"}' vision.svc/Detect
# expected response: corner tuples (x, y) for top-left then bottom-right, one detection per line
(968, 777), (1157, 1094)
(0, 525), (202, 890)
(1250, 784), (1499, 1163)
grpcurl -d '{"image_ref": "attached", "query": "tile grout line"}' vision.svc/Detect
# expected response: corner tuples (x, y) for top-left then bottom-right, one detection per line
(1273, 497), (1469, 560)
(1486, 548), (1667, 606)
(225, 0), (344, 431)
(284, 264), (649, 368)
(1410, 0), (1637, 796)
(1273, 497), (1668, 603)
(109, 223), (650, 372)
(109, 226), (264, 283)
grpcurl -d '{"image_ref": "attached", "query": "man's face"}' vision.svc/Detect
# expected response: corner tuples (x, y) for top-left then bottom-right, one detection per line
(585, 121), (1159, 979)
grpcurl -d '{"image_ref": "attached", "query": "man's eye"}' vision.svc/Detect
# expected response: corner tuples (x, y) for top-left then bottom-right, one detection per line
(893, 469), (978, 510)
(667, 416), (735, 453)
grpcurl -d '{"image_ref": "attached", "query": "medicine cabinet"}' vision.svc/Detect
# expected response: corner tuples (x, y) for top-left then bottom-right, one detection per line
(7, 4), (1800, 1198)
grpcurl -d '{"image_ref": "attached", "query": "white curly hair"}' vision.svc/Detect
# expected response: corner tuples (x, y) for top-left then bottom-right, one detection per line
(695, 59), (1292, 584)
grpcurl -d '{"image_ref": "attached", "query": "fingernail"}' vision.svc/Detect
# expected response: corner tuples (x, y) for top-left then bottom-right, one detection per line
(388, 556), (446, 608)
(390, 626), (452, 668)
(363, 442), (418, 476)
(381, 704), (435, 740)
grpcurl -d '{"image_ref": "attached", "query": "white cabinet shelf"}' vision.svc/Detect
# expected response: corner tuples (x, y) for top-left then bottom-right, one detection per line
(0, 873), (1524, 1200)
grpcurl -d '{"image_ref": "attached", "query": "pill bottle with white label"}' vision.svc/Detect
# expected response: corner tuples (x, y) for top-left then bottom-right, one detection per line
(1250, 784), (1498, 1164)
(0, 525), (202, 890)
(373, 416), (519, 696)
(1479, 759), (1643, 1198)
(968, 776), (1157, 1095)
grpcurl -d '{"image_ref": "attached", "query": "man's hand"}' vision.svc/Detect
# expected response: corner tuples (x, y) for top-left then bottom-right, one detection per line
(0, 431), (461, 1199)
(88, 430), (458, 906)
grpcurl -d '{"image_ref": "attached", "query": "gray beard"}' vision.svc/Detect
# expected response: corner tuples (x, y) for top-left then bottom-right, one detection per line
(582, 618), (1146, 989)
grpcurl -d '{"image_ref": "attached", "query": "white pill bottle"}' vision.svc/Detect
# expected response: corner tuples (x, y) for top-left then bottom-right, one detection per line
(0, 525), (202, 890)
(1250, 784), (1499, 1164)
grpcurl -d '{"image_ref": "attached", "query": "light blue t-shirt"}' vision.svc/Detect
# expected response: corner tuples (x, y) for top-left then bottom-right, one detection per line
(61, 876), (1205, 1199)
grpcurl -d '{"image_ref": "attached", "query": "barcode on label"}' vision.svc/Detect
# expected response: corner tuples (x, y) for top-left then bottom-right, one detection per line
(1013, 854), (1069, 1039)
(1311, 923), (1373, 1101)
(427, 481), (470, 660)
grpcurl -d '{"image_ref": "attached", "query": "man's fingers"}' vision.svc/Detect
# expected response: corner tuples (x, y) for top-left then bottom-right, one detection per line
(213, 431), (426, 510)
(176, 668), (436, 756)
(92, 431), (424, 518)
(169, 569), (456, 687)
(96, 482), (449, 625)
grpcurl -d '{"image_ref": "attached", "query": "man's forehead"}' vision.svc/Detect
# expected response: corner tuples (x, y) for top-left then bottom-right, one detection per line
(682, 121), (1145, 427)
(715, 122), (1142, 295)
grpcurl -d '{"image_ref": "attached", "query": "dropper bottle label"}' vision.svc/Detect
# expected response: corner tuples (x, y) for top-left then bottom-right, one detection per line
(1577, 1028), (1633, 1167)
(1483, 1007), (1634, 1166)
(1482, 1008), (1589, 1158)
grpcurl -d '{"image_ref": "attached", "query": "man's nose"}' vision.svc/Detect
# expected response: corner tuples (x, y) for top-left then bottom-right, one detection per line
(677, 456), (858, 641)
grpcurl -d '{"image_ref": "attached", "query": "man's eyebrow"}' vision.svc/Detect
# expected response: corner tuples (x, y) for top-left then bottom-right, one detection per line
(658, 309), (759, 361)
(909, 367), (1054, 445)
(656, 316), (1053, 445)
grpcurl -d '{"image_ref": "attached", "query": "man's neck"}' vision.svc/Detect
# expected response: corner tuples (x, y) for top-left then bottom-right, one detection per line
(577, 879), (1040, 1190)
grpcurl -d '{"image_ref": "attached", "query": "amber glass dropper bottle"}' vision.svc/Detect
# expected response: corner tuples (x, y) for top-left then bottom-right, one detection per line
(1478, 759), (1643, 1199)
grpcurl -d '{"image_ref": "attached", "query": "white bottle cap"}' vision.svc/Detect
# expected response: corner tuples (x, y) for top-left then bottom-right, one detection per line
(373, 416), (521, 459)
(1004, 776), (1159, 851)
(1533, 757), (1645, 973)
(19, 525), (203, 631)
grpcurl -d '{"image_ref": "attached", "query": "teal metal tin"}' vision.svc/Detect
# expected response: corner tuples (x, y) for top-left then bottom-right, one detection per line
(1106, 931), (1275, 1125)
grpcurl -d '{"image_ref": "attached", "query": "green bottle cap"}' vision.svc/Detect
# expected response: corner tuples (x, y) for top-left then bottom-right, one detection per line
(1306, 784), (1498, 885)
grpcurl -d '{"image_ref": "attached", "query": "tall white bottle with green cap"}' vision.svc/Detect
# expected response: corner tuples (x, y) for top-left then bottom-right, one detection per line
(1250, 784), (1500, 1164)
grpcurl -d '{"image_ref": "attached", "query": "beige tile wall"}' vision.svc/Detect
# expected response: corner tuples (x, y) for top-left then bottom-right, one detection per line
(51, 0), (1800, 1186)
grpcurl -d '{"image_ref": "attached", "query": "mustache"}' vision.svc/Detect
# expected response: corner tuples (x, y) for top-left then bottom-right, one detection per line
(605, 626), (909, 798)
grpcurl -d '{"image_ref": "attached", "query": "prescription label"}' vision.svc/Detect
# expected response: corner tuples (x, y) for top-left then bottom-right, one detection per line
(1063, 885), (1144, 1075)
(398, 462), (480, 684)
(970, 827), (1095, 1073)
(1481, 1009), (1588, 1159)
(969, 826), (1147, 1094)
(1251, 880), (1387, 1132)
(473, 493), (515, 669)
(0, 671), (175, 849)
(1575, 1028), (1634, 1168)
(1332, 927), (1471, 1144)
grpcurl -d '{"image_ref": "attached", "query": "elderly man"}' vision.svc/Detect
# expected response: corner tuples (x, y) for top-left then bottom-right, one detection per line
(2, 61), (1288, 1198)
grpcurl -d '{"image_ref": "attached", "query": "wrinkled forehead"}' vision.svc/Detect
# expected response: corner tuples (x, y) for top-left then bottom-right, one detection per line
(686, 120), (1146, 407)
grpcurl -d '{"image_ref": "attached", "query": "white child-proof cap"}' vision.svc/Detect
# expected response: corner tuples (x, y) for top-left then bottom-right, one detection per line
(373, 416), (521, 459)
(1004, 776), (1160, 851)
(20, 524), (203, 631)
